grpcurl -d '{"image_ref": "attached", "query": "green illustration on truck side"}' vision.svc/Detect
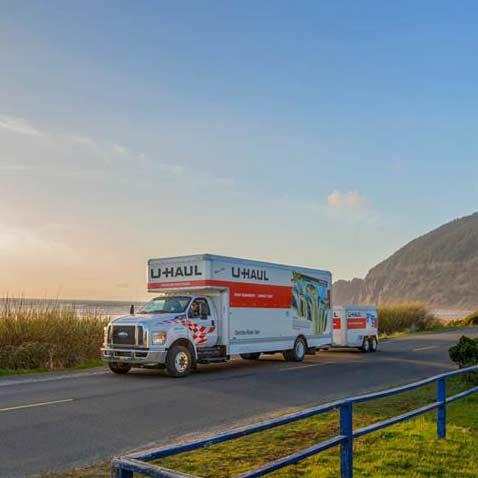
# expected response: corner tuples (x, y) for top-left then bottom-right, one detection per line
(291, 272), (329, 334)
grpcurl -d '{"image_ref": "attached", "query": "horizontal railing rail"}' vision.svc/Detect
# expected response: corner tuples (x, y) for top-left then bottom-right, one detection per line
(112, 364), (478, 478)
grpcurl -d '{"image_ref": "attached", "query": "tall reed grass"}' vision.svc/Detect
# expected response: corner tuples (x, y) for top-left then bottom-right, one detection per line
(378, 302), (440, 335)
(0, 298), (108, 370)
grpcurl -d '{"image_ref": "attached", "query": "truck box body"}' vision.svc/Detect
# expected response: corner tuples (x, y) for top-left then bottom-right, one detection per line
(332, 305), (378, 348)
(148, 254), (333, 355)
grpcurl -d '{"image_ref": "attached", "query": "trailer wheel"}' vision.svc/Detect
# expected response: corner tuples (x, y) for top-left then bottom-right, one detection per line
(361, 337), (370, 353)
(240, 353), (261, 360)
(166, 345), (192, 377)
(369, 337), (378, 352)
(108, 362), (131, 374)
(284, 337), (306, 362)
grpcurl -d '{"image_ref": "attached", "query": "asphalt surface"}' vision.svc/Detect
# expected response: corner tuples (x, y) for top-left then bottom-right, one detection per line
(1, 328), (476, 478)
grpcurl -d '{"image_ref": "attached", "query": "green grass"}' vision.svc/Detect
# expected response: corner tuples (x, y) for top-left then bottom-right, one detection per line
(39, 376), (478, 478)
(155, 377), (478, 478)
(72, 358), (105, 370)
(0, 359), (105, 377)
(0, 367), (49, 376)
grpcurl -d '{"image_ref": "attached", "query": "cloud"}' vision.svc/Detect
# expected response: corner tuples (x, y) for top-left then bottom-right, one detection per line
(327, 190), (368, 211)
(0, 114), (44, 137)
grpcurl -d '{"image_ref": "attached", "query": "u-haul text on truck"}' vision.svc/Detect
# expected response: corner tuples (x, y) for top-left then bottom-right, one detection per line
(102, 254), (377, 377)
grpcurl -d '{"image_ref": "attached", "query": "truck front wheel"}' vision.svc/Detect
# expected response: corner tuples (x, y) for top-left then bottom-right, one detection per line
(108, 362), (131, 374)
(166, 345), (192, 377)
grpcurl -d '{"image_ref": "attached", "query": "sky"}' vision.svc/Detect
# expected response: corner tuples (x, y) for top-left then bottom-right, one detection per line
(1, 1), (478, 300)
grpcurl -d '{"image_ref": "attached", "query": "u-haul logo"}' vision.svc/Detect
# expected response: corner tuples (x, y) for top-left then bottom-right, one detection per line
(150, 265), (202, 280)
(231, 267), (269, 281)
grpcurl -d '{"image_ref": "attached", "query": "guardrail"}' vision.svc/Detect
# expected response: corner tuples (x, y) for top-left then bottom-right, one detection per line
(111, 365), (478, 478)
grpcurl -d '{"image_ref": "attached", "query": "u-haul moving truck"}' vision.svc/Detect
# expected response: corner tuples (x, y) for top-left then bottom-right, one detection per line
(102, 254), (333, 377)
(332, 306), (378, 352)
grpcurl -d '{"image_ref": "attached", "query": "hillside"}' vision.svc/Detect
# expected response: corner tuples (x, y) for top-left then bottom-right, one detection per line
(334, 212), (478, 308)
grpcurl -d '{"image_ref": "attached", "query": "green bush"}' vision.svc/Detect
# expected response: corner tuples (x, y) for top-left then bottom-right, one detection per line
(378, 302), (439, 335)
(0, 298), (108, 370)
(449, 336), (478, 368)
(449, 335), (478, 384)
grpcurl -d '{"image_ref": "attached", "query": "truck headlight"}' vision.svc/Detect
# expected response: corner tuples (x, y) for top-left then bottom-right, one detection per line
(152, 331), (167, 345)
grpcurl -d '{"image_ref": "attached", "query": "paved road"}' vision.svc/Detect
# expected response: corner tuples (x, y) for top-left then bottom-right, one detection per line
(1, 328), (476, 478)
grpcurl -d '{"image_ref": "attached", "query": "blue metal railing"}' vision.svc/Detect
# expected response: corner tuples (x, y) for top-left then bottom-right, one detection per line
(111, 365), (478, 478)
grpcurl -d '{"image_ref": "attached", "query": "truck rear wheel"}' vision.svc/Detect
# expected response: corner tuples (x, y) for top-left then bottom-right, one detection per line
(369, 337), (378, 352)
(361, 337), (370, 353)
(283, 337), (306, 362)
(166, 345), (192, 377)
(108, 362), (131, 374)
(240, 353), (261, 360)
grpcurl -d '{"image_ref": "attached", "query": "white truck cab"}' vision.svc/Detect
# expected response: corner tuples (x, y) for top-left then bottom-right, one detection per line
(102, 294), (224, 376)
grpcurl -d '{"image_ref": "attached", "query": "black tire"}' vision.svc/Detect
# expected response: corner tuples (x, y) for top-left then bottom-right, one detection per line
(166, 345), (192, 378)
(240, 353), (261, 360)
(361, 337), (371, 353)
(369, 337), (378, 352)
(284, 337), (306, 362)
(108, 362), (132, 374)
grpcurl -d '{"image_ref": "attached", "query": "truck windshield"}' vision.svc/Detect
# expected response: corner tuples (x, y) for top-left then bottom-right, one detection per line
(138, 296), (191, 314)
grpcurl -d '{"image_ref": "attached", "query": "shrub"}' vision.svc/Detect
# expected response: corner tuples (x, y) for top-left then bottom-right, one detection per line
(449, 335), (478, 384)
(0, 343), (55, 370)
(378, 302), (439, 335)
(0, 298), (108, 370)
(449, 336), (478, 368)
(463, 310), (478, 326)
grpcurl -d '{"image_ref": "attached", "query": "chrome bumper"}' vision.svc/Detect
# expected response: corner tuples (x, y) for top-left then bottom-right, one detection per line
(101, 347), (167, 365)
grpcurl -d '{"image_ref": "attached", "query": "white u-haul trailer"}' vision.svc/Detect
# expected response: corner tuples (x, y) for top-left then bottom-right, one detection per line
(102, 254), (334, 376)
(332, 306), (379, 353)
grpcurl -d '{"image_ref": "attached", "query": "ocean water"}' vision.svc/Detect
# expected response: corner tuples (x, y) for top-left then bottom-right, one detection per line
(0, 298), (146, 318)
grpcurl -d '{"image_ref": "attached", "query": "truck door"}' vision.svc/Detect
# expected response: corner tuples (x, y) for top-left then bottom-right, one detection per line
(186, 297), (218, 348)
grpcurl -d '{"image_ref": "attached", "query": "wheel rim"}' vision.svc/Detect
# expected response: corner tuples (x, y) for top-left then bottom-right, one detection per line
(295, 340), (305, 358)
(372, 339), (377, 350)
(364, 340), (370, 351)
(175, 351), (189, 373)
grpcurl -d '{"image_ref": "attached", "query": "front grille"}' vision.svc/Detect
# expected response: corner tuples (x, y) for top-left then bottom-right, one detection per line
(112, 325), (139, 346)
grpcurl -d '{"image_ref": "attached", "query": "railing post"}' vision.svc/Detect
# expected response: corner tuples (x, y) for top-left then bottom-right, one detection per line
(437, 377), (446, 439)
(111, 461), (133, 478)
(340, 401), (353, 478)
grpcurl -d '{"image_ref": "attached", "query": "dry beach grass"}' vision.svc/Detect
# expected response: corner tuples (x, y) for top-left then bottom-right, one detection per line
(0, 298), (107, 371)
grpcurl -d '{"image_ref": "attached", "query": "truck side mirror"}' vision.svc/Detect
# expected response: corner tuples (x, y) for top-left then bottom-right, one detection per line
(130, 304), (135, 315)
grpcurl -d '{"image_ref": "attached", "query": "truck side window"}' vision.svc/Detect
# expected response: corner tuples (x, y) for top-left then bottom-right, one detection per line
(189, 298), (210, 318)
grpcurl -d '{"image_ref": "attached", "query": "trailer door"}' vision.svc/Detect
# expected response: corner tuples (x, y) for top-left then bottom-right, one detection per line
(332, 308), (347, 346)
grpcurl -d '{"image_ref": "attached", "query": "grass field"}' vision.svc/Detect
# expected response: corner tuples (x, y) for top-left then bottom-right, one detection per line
(41, 376), (478, 478)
